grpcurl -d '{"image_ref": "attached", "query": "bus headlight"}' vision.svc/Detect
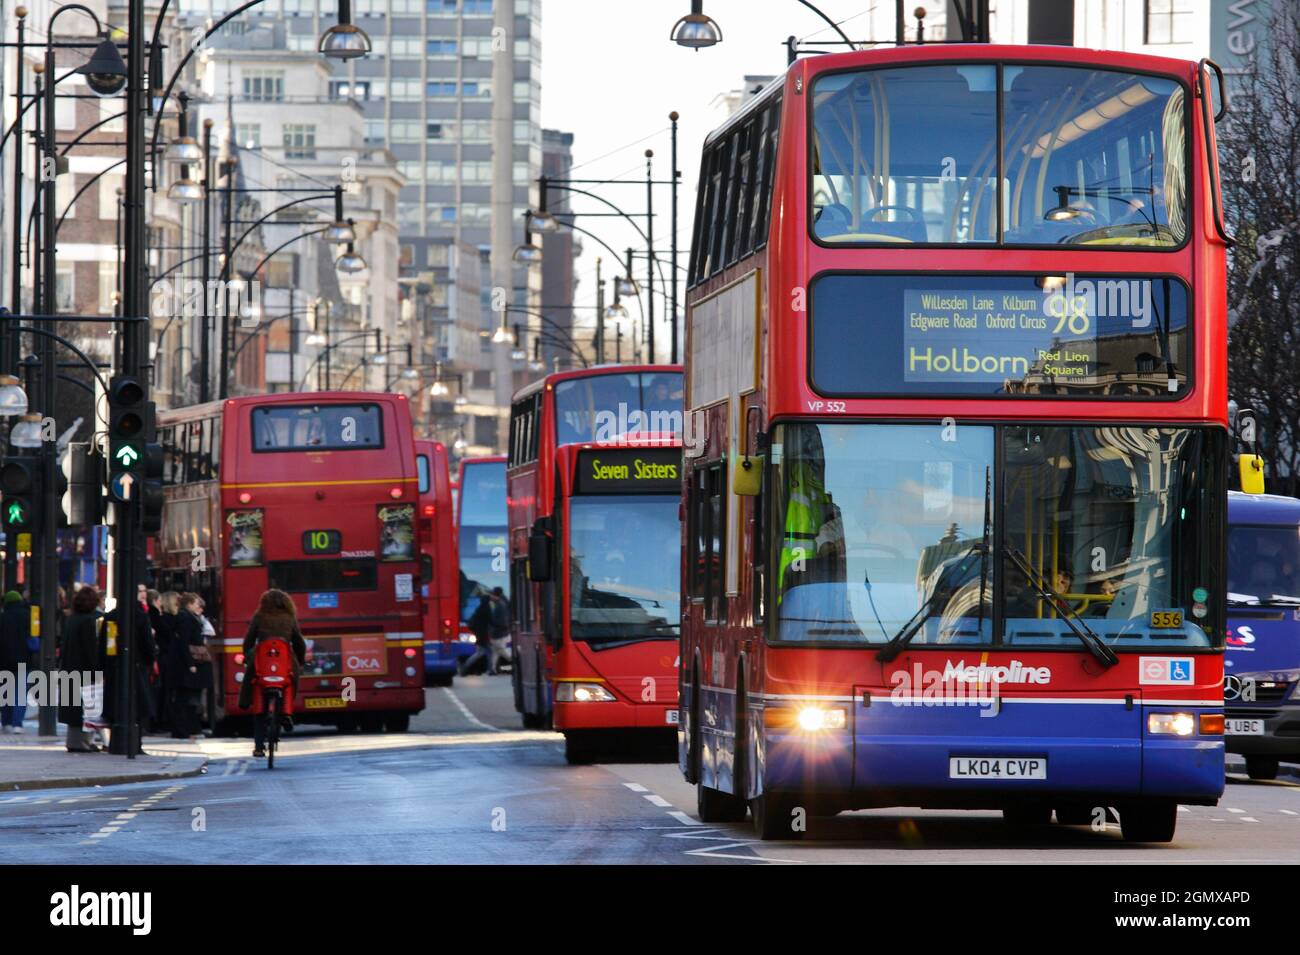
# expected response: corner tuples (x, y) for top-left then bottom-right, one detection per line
(1148, 712), (1196, 736)
(555, 682), (615, 703)
(459, 632), (477, 644)
(796, 705), (847, 732)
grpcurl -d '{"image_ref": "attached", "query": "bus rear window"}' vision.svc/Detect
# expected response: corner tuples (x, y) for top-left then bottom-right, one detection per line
(267, 558), (378, 592)
(252, 404), (384, 452)
(810, 273), (1189, 398)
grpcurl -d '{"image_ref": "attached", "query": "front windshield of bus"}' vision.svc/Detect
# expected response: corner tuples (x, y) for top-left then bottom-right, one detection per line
(773, 422), (1222, 648)
(811, 64), (1186, 247)
(458, 461), (508, 603)
(1227, 526), (1300, 606)
(569, 494), (681, 643)
(554, 372), (684, 444)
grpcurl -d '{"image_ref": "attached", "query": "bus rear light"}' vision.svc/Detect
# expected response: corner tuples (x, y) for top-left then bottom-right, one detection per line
(238, 492), (252, 504)
(403, 648), (417, 658)
(234, 653), (245, 665)
(423, 504), (435, 517)
(1148, 712), (1195, 736)
(1199, 713), (1224, 735)
(555, 682), (615, 703)
(390, 487), (403, 499)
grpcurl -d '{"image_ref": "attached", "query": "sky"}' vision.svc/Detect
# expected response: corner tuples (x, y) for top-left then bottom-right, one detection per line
(539, 0), (887, 361)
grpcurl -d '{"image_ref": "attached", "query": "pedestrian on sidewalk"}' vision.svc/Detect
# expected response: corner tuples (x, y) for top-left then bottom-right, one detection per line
(0, 591), (32, 733)
(168, 594), (208, 740)
(57, 586), (102, 752)
(152, 592), (179, 732)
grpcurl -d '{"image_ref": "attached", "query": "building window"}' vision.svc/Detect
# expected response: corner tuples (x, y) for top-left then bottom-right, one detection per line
(390, 79), (422, 100)
(55, 265), (75, 312)
(427, 121), (457, 140)
(98, 263), (117, 314)
(427, 81), (457, 98)
(1144, 0), (1195, 44)
(391, 0), (421, 11)
(55, 174), (76, 220)
(398, 202), (422, 229)
(427, 39), (457, 56)
(98, 173), (123, 220)
(242, 69), (285, 101)
(428, 0), (457, 10)
(286, 34), (314, 51)
(464, 0), (492, 14)
(364, 119), (386, 143)
(391, 36), (422, 57)
(282, 124), (316, 159)
(234, 123), (261, 148)
(329, 80), (370, 101)
(390, 119), (422, 141)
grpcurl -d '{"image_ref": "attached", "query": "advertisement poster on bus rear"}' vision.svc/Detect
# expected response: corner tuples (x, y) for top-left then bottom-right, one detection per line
(378, 503), (415, 562)
(227, 509), (264, 567)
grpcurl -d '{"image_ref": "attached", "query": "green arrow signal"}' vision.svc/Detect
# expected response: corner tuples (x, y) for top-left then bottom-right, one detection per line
(6, 502), (24, 524)
(115, 445), (139, 466)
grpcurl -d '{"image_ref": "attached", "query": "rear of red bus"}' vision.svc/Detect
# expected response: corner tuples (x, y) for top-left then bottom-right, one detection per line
(218, 393), (425, 731)
(416, 440), (460, 685)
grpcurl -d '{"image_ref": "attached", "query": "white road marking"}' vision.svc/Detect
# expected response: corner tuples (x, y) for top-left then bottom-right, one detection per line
(668, 811), (703, 826)
(1177, 806), (1190, 812)
(1227, 807), (1245, 813)
(441, 687), (502, 733)
(622, 782), (648, 793)
(1240, 816), (1259, 823)
(644, 794), (671, 808)
(1280, 809), (1297, 815)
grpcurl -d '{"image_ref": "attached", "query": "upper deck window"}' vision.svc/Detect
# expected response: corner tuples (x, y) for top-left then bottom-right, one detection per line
(554, 372), (684, 445)
(811, 64), (1187, 248)
(251, 403), (384, 452)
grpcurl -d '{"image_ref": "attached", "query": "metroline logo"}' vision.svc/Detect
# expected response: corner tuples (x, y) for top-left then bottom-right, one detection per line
(942, 660), (1052, 685)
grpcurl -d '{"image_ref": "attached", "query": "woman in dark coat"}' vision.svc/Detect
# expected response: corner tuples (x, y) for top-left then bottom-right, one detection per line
(168, 593), (208, 739)
(238, 589), (307, 758)
(0, 591), (32, 732)
(151, 592), (179, 732)
(58, 586), (103, 752)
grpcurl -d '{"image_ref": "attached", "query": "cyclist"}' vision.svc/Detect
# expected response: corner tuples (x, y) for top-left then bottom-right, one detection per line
(238, 589), (307, 758)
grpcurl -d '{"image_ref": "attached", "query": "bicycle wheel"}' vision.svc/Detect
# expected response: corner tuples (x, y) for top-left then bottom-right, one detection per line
(266, 694), (279, 770)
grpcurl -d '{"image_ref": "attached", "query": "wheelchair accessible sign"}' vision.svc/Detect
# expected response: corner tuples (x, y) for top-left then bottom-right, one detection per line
(1139, 657), (1194, 685)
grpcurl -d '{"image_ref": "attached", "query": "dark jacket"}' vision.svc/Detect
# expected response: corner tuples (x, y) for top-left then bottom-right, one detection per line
(0, 602), (31, 673)
(488, 596), (509, 639)
(152, 611), (178, 669)
(169, 609), (210, 690)
(57, 610), (102, 724)
(238, 611), (308, 710)
(468, 597), (493, 640)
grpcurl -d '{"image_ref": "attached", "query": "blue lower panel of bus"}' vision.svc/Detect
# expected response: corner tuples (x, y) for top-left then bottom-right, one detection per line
(424, 641), (473, 675)
(762, 699), (1223, 804)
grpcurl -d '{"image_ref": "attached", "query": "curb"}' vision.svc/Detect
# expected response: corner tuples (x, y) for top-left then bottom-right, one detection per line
(0, 758), (209, 793)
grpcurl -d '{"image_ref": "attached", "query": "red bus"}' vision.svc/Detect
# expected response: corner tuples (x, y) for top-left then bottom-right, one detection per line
(508, 366), (685, 762)
(415, 439), (460, 686)
(680, 46), (1231, 842)
(155, 392), (426, 733)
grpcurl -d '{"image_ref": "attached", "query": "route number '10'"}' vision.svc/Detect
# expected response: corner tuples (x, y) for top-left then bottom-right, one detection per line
(303, 529), (342, 555)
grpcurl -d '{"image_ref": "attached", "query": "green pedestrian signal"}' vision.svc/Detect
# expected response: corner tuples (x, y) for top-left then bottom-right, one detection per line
(6, 501), (25, 525)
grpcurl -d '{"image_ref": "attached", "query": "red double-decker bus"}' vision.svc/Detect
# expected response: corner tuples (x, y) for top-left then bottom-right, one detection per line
(508, 366), (684, 762)
(680, 46), (1231, 842)
(155, 392), (426, 733)
(415, 439), (460, 686)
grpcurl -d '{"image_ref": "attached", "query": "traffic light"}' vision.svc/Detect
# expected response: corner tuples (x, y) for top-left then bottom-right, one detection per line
(0, 457), (41, 536)
(107, 375), (146, 506)
(141, 402), (164, 534)
(61, 442), (104, 526)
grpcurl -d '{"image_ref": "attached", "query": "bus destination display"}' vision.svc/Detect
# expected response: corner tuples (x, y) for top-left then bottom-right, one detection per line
(903, 284), (1109, 384)
(576, 448), (681, 494)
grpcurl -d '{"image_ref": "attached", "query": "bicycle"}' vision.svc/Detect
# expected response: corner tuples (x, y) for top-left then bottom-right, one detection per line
(252, 637), (295, 770)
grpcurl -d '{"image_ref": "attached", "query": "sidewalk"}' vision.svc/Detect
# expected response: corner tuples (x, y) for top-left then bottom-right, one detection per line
(0, 717), (208, 792)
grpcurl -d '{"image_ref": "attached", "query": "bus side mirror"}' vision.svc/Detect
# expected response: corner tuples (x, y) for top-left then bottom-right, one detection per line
(528, 517), (553, 581)
(734, 455), (764, 497)
(1239, 454), (1265, 495)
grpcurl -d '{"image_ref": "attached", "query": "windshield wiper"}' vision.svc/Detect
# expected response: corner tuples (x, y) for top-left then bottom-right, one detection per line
(1263, 594), (1300, 606)
(878, 466), (992, 663)
(1005, 545), (1118, 668)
